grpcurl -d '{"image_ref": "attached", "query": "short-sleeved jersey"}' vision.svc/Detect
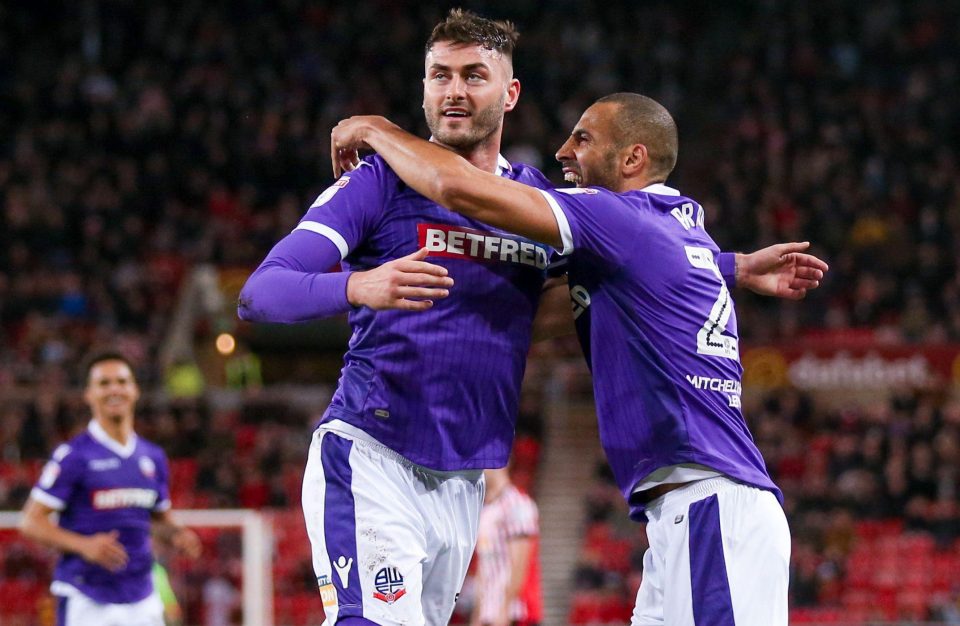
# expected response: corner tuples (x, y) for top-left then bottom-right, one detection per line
(299, 155), (554, 470)
(538, 184), (781, 520)
(30, 421), (171, 603)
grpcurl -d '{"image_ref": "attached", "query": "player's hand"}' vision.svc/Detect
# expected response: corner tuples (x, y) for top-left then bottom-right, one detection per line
(347, 248), (454, 311)
(171, 527), (202, 559)
(330, 115), (394, 177)
(81, 530), (128, 571)
(330, 116), (372, 177)
(737, 242), (828, 300)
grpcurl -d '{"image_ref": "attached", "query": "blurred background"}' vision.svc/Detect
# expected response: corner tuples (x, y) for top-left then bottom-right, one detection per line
(1, 0), (959, 624)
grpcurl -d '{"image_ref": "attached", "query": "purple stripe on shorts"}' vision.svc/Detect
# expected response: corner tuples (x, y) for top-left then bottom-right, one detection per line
(321, 433), (363, 616)
(689, 494), (735, 626)
(56, 596), (67, 626)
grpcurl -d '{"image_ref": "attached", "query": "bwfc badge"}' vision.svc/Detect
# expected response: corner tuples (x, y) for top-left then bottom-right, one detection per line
(139, 456), (156, 479)
(373, 567), (406, 604)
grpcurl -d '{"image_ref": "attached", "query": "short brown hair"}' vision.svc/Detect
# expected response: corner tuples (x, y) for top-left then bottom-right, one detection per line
(596, 92), (679, 179)
(80, 349), (136, 384)
(425, 8), (519, 59)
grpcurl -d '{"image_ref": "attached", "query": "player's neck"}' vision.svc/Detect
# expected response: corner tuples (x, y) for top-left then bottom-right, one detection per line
(95, 414), (135, 445)
(437, 134), (504, 174)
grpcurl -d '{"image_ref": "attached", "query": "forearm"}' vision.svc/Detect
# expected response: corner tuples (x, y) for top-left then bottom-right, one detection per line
(362, 121), (477, 212)
(21, 508), (88, 556)
(360, 121), (561, 245)
(239, 231), (353, 322)
(239, 264), (352, 322)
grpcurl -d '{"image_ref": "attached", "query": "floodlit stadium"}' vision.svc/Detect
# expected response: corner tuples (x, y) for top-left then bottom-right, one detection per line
(2, 2), (959, 625)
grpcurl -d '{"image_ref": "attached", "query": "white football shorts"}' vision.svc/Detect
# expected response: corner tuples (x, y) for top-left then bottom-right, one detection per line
(302, 423), (485, 625)
(54, 587), (164, 626)
(632, 476), (790, 626)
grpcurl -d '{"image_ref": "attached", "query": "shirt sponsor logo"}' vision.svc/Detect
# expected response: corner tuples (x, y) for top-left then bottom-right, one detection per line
(418, 223), (549, 269)
(92, 488), (158, 510)
(89, 458), (121, 471)
(373, 567), (406, 604)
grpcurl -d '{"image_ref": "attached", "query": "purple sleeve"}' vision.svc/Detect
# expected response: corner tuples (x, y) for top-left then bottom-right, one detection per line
(539, 187), (632, 268)
(238, 157), (392, 323)
(238, 232), (352, 322)
(717, 252), (736, 289)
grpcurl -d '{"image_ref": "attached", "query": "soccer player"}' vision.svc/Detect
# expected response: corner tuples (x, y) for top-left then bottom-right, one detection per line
(471, 467), (541, 626)
(20, 351), (201, 626)
(243, 9), (823, 626)
(330, 92), (822, 625)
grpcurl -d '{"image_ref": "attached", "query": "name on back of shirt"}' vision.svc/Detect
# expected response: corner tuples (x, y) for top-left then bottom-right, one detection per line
(671, 202), (704, 231)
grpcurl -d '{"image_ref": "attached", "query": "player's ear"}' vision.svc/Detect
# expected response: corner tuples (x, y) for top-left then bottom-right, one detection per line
(503, 78), (521, 112)
(623, 143), (647, 177)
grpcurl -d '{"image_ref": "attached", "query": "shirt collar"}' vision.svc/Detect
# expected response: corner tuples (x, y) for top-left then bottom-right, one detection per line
(496, 154), (513, 176)
(88, 419), (138, 458)
(641, 183), (680, 196)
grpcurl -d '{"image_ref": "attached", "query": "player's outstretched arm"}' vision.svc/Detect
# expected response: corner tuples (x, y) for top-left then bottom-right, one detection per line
(331, 116), (563, 248)
(735, 242), (828, 300)
(20, 498), (129, 571)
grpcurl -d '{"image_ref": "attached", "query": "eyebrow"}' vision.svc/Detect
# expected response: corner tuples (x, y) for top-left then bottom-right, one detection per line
(428, 62), (491, 73)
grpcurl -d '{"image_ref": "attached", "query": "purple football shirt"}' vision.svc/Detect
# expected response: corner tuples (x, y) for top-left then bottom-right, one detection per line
(539, 183), (781, 519)
(241, 155), (553, 470)
(30, 421), (171, 603)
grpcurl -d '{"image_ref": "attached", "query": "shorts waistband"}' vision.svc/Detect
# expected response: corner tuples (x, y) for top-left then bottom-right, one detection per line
(317, 421), (483, 481)
(644, 476), (737, 517)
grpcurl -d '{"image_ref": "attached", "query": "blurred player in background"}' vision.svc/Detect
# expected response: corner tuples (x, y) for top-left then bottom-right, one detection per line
(19, 351), (201, 626)
(243, 8), (825, 626)
(330, 91), (830, 625)
(471, 467), (541, 626)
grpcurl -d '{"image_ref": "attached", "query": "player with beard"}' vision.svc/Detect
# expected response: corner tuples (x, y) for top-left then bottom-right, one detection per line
(244, 10), (825, 626)
(330, 92), (828, 625)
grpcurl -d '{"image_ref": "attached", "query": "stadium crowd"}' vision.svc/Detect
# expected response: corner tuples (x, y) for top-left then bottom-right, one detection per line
(2, 0), (960, 624)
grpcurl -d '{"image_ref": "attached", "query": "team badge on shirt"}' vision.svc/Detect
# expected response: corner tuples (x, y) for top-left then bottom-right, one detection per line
(372, 567), (406, 604)
(139, 456), (156, 479)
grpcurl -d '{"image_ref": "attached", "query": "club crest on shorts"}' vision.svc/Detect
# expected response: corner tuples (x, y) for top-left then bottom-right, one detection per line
(372, 567), (406, 604)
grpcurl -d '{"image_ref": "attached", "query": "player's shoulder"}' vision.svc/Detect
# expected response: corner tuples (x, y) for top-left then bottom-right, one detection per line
(508, 162), (553, 190)
(349, 154), (398, 183)
(53, 430), (96, 461)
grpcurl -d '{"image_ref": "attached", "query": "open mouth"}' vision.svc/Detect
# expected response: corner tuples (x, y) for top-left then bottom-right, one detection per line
(442, 108), (470, 118)
(563, 170), (583, 186)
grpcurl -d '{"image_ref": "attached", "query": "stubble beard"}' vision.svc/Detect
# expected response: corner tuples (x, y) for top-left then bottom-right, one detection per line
(425, 93), (506, 152)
